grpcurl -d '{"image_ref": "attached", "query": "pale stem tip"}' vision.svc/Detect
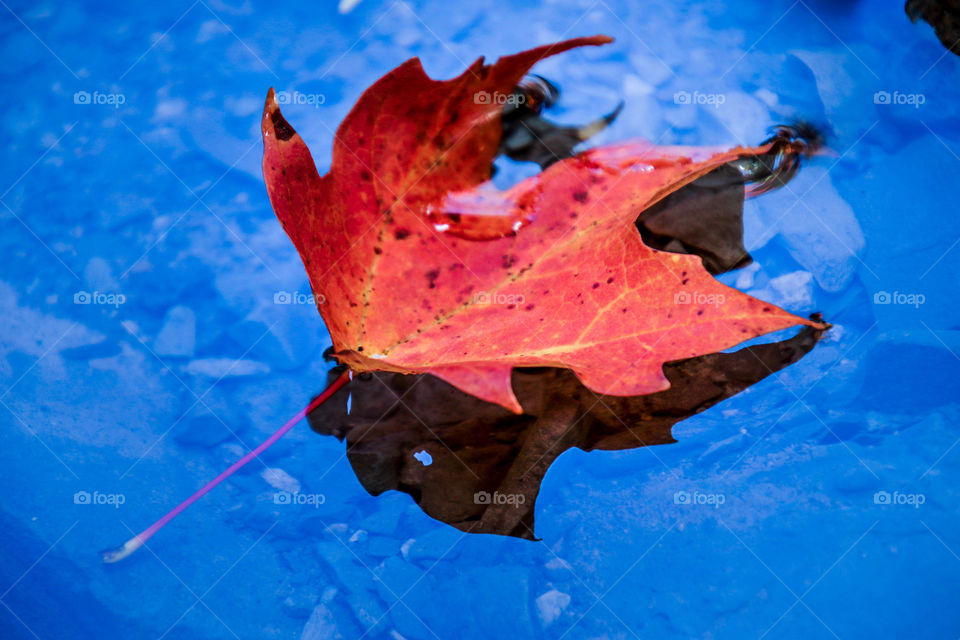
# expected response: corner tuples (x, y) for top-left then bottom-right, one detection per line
(100, 536), (144, 563)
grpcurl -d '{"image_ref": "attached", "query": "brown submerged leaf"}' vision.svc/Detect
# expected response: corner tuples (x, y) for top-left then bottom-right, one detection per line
(636, 163), (751, 275)
(308, 319), (828, 540)
(906, 0), (960, 57)
(497, 81), (822, 275)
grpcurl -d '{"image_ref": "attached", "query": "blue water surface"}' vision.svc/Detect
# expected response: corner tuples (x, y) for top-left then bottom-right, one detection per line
(1, 1), (959, 638)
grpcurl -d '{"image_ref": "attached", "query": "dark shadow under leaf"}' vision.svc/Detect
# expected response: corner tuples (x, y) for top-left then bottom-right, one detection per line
(308, 319), (827, 540)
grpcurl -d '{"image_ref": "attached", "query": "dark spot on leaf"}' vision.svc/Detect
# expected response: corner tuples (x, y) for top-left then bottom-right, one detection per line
(374, 247), (382, 255)
(592, 282), (600, 289)
(361, 170), (372, 181)
(573, 190), (588, 203)
(395, 228), (411, 240)
(606, 277), (614, 284)
(271, 110), (295, 141)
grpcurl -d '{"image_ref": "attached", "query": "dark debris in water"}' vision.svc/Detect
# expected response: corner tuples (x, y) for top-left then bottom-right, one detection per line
(496, 74), (623, 169)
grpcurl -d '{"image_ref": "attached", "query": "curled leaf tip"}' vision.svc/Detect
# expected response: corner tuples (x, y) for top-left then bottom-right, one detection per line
(263, 87), (279, 115)
(585, 34), (614, 45)
(808, 312), (832, 332)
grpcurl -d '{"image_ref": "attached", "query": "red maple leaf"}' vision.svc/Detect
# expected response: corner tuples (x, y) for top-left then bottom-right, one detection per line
(262, 36), (823, 413)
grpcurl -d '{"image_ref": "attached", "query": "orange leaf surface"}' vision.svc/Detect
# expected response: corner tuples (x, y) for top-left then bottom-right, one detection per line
(262, 36), (821, 413)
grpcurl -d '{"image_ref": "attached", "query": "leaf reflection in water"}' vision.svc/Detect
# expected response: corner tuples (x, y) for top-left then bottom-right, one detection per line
(308, 320), (826, 539)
